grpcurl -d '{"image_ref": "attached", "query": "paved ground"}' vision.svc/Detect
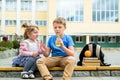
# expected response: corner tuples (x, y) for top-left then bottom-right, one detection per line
(0, 77), (120, 80)
(1, 52), (120, 66)
(0, 55), (120, 80)
(0, 56), (15, 66)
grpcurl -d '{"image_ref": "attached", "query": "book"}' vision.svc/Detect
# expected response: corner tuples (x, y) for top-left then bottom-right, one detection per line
(83, 57), (99, 60)
(82, 62), (100, 66)
(82, 57), (100, 66)
(83, 59), (100, 63)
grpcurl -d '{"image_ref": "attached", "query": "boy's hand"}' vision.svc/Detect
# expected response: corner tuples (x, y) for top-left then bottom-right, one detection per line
(58, 39), (64, 47)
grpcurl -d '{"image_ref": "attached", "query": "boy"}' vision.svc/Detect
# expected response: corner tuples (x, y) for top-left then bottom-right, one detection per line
(37, 17), (76, 80)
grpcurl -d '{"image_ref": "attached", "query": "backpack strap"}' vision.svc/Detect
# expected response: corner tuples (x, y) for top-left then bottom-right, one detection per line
(88, 44), (93, 56)
(88, 43), (101, 58)
(96, 44), (100, 58)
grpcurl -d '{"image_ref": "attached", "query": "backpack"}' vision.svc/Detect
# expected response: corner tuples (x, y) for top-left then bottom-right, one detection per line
(77, 43), (111, 66)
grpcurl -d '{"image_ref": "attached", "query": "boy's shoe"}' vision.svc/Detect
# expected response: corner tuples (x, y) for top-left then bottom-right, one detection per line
(43, 77), (53, 80)
(43, 79), (53, 80)
(21, 73), (29, 79)
(29, 73), (35, 79)
(43, 75), (53, 80)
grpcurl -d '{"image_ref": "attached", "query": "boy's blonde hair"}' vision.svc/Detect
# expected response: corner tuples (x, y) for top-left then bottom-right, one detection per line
(53, 17), (66, 27)
(22, 23), (39, 39)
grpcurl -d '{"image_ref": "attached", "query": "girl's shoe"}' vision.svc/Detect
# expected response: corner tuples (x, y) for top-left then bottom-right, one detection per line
(28, 70), (35, 79)
(21, 73), (29, 79)
(21, 72), (29, 79)
(29, 73), (35, 79)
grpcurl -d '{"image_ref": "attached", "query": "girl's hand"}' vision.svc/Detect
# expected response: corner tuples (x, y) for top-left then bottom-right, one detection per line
(32, 52), (38, 57)
(40, 43), (47, 53)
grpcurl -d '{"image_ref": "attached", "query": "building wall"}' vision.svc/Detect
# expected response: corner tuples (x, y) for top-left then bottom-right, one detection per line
(47, 0), (120, 35)
(0, 0), (120, 47)
(47, 0), (120, 47)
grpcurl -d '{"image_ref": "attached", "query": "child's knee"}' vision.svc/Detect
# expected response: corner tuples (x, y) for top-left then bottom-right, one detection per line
(67, 56), (76, 65)
(36, 58), (44, 64)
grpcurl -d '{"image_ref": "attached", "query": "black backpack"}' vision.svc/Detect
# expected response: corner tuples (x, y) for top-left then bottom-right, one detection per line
(77, 43), (111, 66)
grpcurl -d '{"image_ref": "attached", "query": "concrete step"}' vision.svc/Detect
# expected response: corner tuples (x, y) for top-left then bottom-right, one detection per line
(0, 66), (120, 77)
(0, 77), (120, 80)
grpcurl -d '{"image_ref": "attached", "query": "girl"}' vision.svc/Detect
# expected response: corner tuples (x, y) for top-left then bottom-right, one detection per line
(12, 23), (44, 79)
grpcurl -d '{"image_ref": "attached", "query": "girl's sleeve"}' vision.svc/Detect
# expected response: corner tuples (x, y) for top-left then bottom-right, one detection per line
(19, 42), (33, 56)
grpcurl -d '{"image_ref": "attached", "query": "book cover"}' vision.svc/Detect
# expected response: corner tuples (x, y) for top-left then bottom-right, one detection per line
(83, 59), (101, 63)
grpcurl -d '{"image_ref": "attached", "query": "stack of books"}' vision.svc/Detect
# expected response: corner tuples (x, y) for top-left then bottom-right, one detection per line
(82, 57), (100, 66)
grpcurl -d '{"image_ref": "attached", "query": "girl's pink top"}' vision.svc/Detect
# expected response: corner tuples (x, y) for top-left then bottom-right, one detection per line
(19, 39), (42, 56)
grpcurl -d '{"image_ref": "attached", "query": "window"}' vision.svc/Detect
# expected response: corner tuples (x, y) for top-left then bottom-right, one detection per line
(75, 36), (83, 43)
(20, 20), (32, 25)
(57, 0), (84, 22)
(92, 0), (119, 22)
(36, 0), (47, 11)
(6, 0), (17, 11)
(119, 36), (120, 43)
(108, 36), (116, 43)
(21, 0), (32, 11)
(5, 20), (16, 26)
(35, 20), (47, 26)
(0, 0), (1, 10)
(97, 36), (105, 43)
(89, 36), (95, 43)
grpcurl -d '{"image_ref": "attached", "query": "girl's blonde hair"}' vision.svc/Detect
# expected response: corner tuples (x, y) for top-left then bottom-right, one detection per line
(53, 17), (66, 27)
(22, 23), (39, 39)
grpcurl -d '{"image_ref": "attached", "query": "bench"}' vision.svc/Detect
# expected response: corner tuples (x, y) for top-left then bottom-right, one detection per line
(0, 66), (97, 71)
(0, 66), (120, 77)
(0, 66), (120, 71)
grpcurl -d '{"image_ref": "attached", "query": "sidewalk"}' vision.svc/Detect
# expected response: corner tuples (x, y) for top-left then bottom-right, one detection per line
(0, 77), (120, 80)
(1, 52), (120, 66)
(0, 55), (120, 79)
(0, 56), (16, 66)
(0, 57), (120, 80)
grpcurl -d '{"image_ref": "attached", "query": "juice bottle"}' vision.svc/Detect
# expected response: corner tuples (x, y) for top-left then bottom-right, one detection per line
(56, 35), (61, 47)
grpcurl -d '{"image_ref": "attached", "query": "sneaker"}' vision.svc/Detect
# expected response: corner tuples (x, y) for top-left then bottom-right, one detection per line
(43, 78), (53, 80)
(21, 73), (29, 79)
(42, 79), (53, 80)
(29, 73), (35, 79)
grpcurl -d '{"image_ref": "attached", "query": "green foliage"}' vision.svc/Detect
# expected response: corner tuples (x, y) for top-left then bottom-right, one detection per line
(0, 47), (8, 51)
(12, 40), (20, 49)
(0, 41), (13, 49)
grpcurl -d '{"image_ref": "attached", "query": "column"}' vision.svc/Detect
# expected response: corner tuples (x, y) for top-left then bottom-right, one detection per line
(46, 0), (56, 43)
(16, 0), (21, 35)
(32, 0), (35, 24)
(118, 0), (120, 22)
(86, 35), (90, 44)
(84, 0), (92, 23)
(1, 0), (5, 35)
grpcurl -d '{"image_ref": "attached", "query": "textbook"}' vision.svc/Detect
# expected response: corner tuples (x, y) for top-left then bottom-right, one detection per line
(82, 62), (100, 66)
(82, 57), (100, 66)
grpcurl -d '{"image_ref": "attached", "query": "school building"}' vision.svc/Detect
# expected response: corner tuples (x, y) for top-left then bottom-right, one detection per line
(0, 0), (120, 48)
